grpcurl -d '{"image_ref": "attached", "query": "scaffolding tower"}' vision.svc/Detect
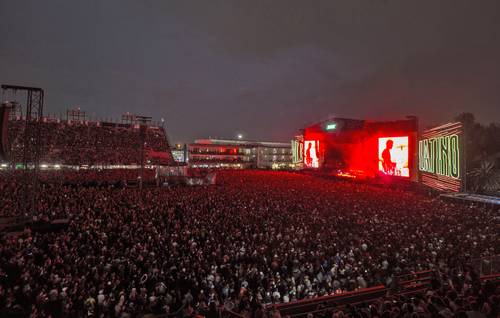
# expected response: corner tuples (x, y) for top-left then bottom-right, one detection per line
(1, 84), (44, 217)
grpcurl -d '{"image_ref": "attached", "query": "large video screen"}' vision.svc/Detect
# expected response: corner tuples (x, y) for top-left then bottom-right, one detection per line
(304, 140), (320, 168)
(378, 136), (409, 177)
(292, 139), (304, 164)
(418, 122), (462, 192)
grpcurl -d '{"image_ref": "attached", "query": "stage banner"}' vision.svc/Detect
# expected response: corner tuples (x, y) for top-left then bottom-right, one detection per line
(418, 122), (463, 192)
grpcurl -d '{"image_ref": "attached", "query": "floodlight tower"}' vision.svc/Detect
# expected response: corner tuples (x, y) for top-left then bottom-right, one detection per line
(1, 84), (44, 217)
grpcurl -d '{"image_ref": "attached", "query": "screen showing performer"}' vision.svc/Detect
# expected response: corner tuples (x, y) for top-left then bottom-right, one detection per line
(378, 136), (409, 177)
(304, 140), (320, 168)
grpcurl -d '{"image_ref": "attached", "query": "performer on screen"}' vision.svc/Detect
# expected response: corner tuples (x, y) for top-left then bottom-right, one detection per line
(381, 139), (396, 174)
(305, 142), (313, 166)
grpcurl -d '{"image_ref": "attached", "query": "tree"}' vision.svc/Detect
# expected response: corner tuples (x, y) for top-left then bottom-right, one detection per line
(468, 160), (500, 193)
(454, 112), (500, 194)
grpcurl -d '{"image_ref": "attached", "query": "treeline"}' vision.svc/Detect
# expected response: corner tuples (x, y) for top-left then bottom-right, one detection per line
(455, 113), (500, 193)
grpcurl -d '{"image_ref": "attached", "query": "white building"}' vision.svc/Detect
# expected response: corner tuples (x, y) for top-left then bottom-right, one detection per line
(188, 138), (293, 169)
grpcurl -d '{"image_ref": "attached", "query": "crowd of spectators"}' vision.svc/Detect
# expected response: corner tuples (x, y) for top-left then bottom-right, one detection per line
(0, 169), (156, 219)
(7, 118), (172, 165)
(0, 170), (498, 317)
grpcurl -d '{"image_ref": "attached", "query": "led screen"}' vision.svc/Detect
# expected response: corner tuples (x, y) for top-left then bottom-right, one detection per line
(378, 136), (409, 177)
(304, 140), (320, 168)
(292, 140), (304, 164)
(418, 122), (463, 192)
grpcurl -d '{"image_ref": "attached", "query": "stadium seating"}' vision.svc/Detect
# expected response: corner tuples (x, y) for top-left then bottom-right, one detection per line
(6, 118), (173, 165)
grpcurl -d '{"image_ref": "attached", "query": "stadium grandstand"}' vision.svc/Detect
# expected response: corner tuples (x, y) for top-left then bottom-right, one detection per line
(5, 115), (174, 167)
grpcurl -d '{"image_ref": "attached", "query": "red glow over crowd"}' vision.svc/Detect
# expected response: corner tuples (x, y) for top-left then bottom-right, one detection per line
(0, 170), (498, 317)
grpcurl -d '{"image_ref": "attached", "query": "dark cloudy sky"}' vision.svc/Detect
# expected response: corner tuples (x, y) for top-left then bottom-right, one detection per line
(1, 0), (499, 143)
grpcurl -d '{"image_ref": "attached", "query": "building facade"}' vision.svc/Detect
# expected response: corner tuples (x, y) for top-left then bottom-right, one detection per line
(188, 139), (293, 169)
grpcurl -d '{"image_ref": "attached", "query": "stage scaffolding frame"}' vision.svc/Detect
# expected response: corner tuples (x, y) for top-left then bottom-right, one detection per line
(1, 84), (44, 217)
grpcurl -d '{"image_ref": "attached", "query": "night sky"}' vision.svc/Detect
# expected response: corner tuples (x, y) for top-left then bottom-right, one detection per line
(1, 1), (499, 143)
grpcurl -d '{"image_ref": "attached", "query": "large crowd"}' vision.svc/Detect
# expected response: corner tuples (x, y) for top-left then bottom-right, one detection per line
(0, 169), (157, 220)
(0, 170), (499, 317)
(7, 119), (172, 165)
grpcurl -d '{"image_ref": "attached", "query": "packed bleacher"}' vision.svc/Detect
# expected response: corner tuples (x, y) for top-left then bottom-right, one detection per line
(7, 118), (173, 165)
(0, 170), (498, 317)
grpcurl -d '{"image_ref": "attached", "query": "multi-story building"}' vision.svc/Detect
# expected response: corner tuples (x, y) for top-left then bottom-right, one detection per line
(188, 138), (293, 169)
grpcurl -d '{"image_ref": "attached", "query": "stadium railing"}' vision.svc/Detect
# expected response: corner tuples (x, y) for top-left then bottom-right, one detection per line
(262, 257), (500, 318)
(264, 270), (434, 317)
(146, 261), (500, 318)
(472, 254), (500, 276)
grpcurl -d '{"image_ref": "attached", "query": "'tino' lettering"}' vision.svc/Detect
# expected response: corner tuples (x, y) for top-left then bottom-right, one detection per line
(419, 135), (460, 179)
